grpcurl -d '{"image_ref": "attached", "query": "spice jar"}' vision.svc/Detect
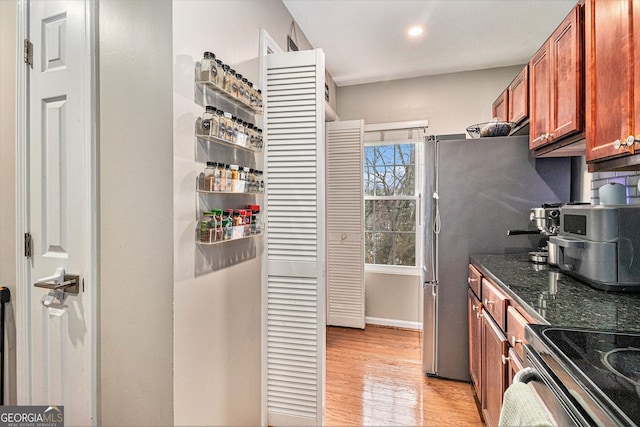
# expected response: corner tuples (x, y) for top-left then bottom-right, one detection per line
(218, 163), (227, 192)
(200, 51), (215, 82)
(222, 64), (232, 93)
(246, 123), (255, 149)
(224, 112), (234, 141)
(214, 59), (223, 88)
(223, 210), (233, 240)
(216, 108), (226, 139)
(225, 164), (232, 191)
(243, 209), (252, 236)
(229, 69), (239, 99)
(241, 78), (250, 105)
(248, 168), (256, 192)
(200, 212), (216, 243)
(212, 209), (223, 241)
(203, 161), (216, 191)
(256, 89), (263, 109)
(236, 73), (245, 101)
(231, 116), (239, 144)
(201, 105), (215, 136)
(229, 164), (239, 192)
(237, 121), (246, 146)
(248, 81), (257, 107)
(248, 204), (261, 234)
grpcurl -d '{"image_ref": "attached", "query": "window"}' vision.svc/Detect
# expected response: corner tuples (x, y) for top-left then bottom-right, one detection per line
(364, 136), (421, 270)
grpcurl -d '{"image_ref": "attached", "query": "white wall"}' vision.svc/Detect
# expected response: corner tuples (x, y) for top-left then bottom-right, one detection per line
(172, 1), (312, 425)
(338, 65), (525, 325)
(0, 0), (17, 405)
(98, 0), (174, 425)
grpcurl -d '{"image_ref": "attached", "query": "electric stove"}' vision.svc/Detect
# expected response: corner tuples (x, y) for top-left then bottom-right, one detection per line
(525, 324), (640, 426)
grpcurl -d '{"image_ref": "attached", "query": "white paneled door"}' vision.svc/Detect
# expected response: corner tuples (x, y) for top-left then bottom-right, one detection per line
(263, 49), (326, 427)
(17, 1), (96, 425)
(326, 121), (365, 329)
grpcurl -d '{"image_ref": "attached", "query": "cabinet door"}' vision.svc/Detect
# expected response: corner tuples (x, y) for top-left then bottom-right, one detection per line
(482, 311), (508, 427)
(492, 89), (509, 121)
(586, 0), (634, 162)
(550, 5), (583, 142)
(468, 289), (482, 399)
(507, 348), (524, 386)
(508, 66), (528, 124)
(529, 44), (550, 149)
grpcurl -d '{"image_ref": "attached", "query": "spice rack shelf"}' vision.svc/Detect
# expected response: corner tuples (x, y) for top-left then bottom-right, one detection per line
(196, 232), (262, 246)
(195, 62), (263, 248)
(196, 80), (262, 115)
(195, 132), (262, 154)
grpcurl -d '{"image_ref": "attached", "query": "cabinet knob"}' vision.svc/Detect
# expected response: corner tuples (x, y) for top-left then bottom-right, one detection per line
(476, 311), (484, 319)
(614, 139), (622, 149)
(468, 277), (478, 284)
(511, 336), (523, 347)
(540, 133), (548, 141)
(501, 354), (511, 365)
(547, 133), (554, 140)
(626, 135), (640, 146)
(484, 299), (494, 306)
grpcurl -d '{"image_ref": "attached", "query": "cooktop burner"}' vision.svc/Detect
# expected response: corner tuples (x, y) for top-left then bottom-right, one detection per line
(541, 328), (640, 425)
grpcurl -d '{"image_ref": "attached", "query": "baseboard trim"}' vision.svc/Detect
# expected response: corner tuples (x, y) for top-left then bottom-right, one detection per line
(365, 317), (422, 331)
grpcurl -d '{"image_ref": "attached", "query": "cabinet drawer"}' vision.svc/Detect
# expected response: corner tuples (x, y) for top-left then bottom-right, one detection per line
(468, 264), (482, 298)
(481, 278), (509, 330)
(506, 306), (529, 360)
(507, 347), (524, 386)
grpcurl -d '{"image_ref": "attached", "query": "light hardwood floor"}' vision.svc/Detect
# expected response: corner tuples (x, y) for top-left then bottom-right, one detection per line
(326, 325), (484, 426)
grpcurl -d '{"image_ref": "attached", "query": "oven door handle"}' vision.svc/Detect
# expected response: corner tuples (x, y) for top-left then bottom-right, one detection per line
(513, 366), (539, 384)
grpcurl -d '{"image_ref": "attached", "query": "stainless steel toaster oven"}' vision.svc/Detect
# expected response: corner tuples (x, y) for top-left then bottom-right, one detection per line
(549, 205), (640, 292)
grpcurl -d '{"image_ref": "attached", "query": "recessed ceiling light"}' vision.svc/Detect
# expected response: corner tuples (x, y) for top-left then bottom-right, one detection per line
(408, 26), (424, 37)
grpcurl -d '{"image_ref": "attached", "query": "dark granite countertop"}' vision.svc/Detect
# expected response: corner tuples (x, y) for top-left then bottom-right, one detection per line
(470, 253), (640, 333)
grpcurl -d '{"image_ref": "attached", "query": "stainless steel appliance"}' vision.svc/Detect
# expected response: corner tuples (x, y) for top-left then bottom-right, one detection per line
(508, 204), (562, 263)
(520, 324), (640, 426)
(421, 135), (570, 380)
(550, 205), (640, 292)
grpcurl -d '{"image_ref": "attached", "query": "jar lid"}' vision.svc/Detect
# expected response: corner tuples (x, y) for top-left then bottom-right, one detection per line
(203, 51), (214, 58)
(248, 204), (260, 211)
(204, 211), (215, 217)
(206, 161), (215, 166)
(205, 105), (215, 112)
(212, 209), (223, 214)
(230, 164), (239, 170)
(236, 73), (243, 79)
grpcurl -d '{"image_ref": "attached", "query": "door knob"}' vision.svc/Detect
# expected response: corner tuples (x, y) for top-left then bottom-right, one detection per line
(34, 267), (80, 294)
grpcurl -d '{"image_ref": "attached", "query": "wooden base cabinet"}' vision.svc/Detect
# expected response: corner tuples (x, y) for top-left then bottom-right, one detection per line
(468, 289), (482, 398)
(586, 0), (640, 170)
(481, 311), (508, 427)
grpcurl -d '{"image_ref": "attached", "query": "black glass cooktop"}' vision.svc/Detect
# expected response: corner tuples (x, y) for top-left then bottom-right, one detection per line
(541, 327), (640, 425)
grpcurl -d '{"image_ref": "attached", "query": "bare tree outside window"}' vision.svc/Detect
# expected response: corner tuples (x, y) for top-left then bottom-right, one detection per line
(364, 143), (416, 266)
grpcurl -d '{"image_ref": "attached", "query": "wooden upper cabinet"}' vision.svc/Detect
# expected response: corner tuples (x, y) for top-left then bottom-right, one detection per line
(586, 0), (639, 165)
(529, 4), (584, 151)
(492, 89), (509, 121)
(529, 44), (551, 149)
(508, 65), (528, 124)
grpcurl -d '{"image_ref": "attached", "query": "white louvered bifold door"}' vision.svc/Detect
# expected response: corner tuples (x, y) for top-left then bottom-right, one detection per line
(263, 49), (326, 427)
(326, 121), (365, 329)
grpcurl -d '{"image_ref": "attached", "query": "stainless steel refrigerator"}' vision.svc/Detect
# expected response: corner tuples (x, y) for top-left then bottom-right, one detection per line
(421, 134), (571, 381)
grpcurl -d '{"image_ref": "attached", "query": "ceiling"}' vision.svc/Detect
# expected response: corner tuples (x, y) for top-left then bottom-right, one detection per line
(282, 0), (579, 87)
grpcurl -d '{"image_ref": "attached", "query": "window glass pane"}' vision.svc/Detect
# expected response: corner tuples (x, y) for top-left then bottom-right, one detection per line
(373, 232), (393, 265)
(395, 165), (415, 196)
(394, 233), (416, 266)
(364, 166), (375, 196)
(364, 141), (418, 267)
(395, 200), (416, 232)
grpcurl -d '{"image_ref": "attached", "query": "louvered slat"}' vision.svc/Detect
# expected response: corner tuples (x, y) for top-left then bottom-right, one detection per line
(326, 121), (365, 329)
(265, 49), (325, 427)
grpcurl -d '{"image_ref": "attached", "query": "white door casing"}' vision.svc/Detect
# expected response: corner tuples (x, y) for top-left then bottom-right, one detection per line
(326, 120), (365, 329)
(16, 0), (97, 425)
(262, 49), (326, 427)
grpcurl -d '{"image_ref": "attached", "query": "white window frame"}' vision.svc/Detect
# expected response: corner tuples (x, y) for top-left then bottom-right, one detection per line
(363, 122), (427, 276)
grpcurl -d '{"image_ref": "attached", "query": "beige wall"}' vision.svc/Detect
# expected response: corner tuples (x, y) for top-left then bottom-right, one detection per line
(338, 65), (524, 136)
(338, 65), (524, 324)
(98, 0), (174, 425)
(0, 0), (17, 405)
(172, 1), (312, 425)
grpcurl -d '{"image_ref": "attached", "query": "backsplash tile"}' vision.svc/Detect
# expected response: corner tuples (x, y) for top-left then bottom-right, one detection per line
(591, 171), (640, 205)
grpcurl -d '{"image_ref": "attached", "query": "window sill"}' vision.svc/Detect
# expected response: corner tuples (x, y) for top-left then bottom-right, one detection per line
(364, 264), (421, 276)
